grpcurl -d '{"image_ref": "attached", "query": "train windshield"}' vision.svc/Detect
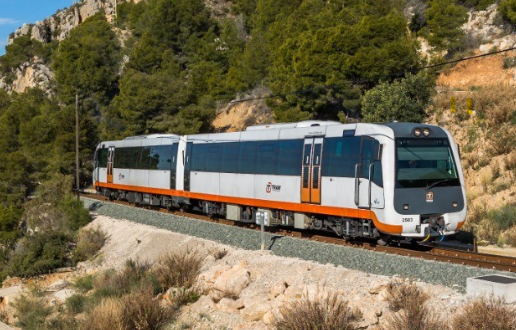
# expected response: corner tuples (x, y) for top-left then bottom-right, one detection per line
(396, 138), (460, 188)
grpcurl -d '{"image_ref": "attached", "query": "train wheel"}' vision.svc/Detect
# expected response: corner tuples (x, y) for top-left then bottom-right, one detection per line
(377, 234), (391, 246)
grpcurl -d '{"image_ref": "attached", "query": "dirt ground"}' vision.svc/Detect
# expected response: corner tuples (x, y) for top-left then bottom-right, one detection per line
(436, 51), (516, 90)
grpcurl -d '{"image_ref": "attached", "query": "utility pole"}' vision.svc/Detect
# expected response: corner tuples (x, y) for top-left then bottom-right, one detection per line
(75, 94), (80, 200)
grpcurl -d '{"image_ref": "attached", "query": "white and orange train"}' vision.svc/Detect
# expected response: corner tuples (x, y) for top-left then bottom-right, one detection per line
(93, 121), (467, 244)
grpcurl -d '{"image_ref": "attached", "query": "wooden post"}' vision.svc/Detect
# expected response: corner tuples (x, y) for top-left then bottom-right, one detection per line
(75, 94), (80, 200)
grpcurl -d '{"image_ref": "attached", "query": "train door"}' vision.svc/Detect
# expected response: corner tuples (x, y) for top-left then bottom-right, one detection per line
(170, 144), (178, 190)
(184, 142), (193, 191)
(301, 137), (324, 204)
(107, 146), (114, 184)
(355, 138), (383, 209)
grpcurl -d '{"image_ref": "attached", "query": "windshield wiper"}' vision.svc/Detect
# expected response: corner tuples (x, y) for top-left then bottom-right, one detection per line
(425, 178), (456, 190)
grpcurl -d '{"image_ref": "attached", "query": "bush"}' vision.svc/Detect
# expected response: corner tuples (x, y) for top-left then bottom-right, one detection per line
(361, 73), (432, 123)
(503, 57), (516, 69)
(93, 260), (157, 299)
(487, 204), (516, 233)
(154, 250), (204, 292)
(119, 287), (177, 329)
(74, 274), (95, 293)
(384, 279), (444, 330)
(72, 226), (106, 262)
(23, 174), (91, 233)
(2, 231), (72, 279)
(66, 294), (87, 314)
(81, 298), (124, 330)
(60, 197), (91, 231)
(12, 292), (52, 330)
(500, 0), (516, 24)
(272, 291), (362, 330)
(452, 296), (516, 330)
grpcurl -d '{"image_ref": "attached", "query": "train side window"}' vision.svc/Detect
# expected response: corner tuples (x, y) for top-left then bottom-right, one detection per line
(360, 139), (373, 179)
(114, 148), (127, 168)
(191, 143), (207, 171)
(137, 147), (151, 169)
(239, 141), (257, 174)
(149, 145), (173, 170)
(258, 142), (277, 174)
(221, 143), (239, 173)
(278, 139), (303, 176)
(206, 145), (221, 172)
(98, 148), (108, 167)
(322, 137), (361, 177)
(372, 141), (383, 187)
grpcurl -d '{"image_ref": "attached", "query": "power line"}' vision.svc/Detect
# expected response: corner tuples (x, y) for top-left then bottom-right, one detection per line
(227, 46), (516, 105)
(421, 46), (516, 69)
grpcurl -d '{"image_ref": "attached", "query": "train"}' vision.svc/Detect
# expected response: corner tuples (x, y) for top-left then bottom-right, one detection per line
(93, 121), (467, 245)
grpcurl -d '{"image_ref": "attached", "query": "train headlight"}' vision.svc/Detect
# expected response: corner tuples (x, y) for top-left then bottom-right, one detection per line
(423, 128), (430, 136)
(403, 204), (409, 210)
(414, 129), (422, 137)
(453, 202), (458, 207)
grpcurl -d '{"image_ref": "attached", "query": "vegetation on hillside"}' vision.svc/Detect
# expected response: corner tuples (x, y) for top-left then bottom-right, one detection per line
(10, 250), (204, 329)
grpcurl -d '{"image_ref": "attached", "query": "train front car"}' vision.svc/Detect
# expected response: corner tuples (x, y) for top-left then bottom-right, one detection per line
(378, 123), (466, 244)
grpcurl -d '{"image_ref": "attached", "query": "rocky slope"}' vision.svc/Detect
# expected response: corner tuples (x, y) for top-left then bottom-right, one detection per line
(0, 215), (469, 329)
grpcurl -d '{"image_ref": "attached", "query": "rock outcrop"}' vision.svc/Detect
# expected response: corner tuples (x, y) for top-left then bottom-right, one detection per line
(7, 0), (126, 46)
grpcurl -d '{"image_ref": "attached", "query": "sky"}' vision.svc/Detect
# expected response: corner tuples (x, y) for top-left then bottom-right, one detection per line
(0, 0), (74, 56)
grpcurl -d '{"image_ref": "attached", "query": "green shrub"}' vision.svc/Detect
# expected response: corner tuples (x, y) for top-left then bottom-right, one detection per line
(23, 174), (91, 233)
(425, 0), (468, 50)
(93, 260), (158, 299)
(3, 231), (72, 279)
(12, 292), (52, 330)
(500, 0), (516, 24)
(66, 294), (87, 314)
(60, 197), (91, 231)
(74, 274), (96, 293)
(503, 57), (516, 69)
(487, 204), (516, 232)
(361, 73), (432, 123)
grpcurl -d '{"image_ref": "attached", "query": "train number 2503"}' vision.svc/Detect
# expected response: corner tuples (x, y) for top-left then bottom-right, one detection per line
(402, 218), (414, 223)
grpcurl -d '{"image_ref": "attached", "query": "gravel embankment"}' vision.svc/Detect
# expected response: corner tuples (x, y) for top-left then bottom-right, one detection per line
(82, 197), (512, 291)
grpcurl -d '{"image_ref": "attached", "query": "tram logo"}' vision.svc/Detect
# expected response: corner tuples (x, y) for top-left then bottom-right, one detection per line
(426, 191), (434, 202)
(266, 182), (281, 193)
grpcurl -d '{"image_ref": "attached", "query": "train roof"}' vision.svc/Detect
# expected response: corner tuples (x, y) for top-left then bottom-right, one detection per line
(97, 122), (450, 148)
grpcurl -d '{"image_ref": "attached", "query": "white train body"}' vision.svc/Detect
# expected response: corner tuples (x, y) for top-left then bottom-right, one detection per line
(93, 121), (467, 240)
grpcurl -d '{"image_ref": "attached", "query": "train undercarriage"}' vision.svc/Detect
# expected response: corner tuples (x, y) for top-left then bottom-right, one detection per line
(100, 188), (387, 243)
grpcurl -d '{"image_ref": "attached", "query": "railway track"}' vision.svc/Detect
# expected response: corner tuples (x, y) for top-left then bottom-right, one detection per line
(82, 192), (516, 274)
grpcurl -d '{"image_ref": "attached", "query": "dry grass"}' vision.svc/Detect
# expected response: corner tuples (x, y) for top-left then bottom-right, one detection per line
(119, 286), (177, 330)
(73, 226), (107, 262)
(154, 250), (204, 291)
(80, 298), (124, 330)
(81, 287), (177, 330)
(384, 279), (445, 330)
(272, 291), (362, 330)
(452, 296), (516, 330)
